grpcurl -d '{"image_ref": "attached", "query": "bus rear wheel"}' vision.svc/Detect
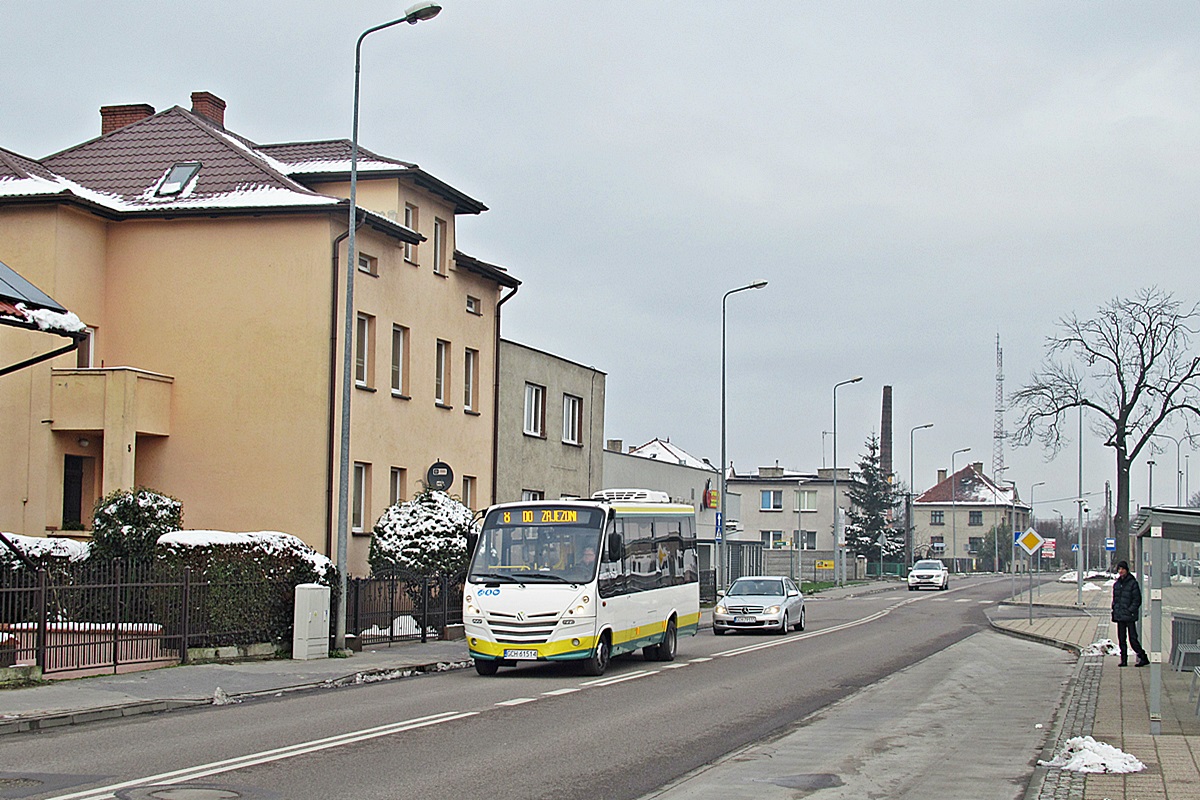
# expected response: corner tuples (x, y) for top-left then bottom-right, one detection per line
(474, 658), (500, 676)
(646, 618), (677, 662)
(583, 635), (611, 676)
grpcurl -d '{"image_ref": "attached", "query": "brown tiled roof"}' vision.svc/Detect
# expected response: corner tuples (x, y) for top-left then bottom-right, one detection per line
(257, 140), (415, 171)
(42, 107), (326, 207)
(0, 147), (59, 182)
(915, 465), (1023, 507)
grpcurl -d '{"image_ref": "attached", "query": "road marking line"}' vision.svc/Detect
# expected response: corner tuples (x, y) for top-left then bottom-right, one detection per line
(688, 657), (713, 663)
(714, 597), (922, 658)
(661, 663), (689, 669)
(496, 697), (537, 706)
(586, 670), (658, 688)
(954, 598), (973, 602)
(45, 710), (478, 800)
(542, 687), (581, 696)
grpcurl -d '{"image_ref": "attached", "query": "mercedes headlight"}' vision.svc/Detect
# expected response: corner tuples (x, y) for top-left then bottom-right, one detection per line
(765, 605), (781, 615)
(715, 604), (727, 615)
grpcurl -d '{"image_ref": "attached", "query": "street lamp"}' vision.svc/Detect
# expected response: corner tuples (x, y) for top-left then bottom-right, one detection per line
(832, 376), (863, 586)
(1148, 459), (1156, 507)
(907, 423), (933, 570)
(950, 447), (970, 574)
(718, 279), (768, 592)
(336, 1), (442, 650)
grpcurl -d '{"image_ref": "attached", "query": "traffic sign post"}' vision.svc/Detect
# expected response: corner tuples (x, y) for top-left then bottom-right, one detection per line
(1017, 528), (1044, 624)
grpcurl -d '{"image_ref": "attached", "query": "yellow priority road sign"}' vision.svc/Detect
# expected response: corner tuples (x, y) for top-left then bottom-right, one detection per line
(1017, 528), (1044, 555)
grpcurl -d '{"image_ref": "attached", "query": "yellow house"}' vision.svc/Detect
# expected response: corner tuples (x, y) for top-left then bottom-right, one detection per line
(0, 91), (519, 574)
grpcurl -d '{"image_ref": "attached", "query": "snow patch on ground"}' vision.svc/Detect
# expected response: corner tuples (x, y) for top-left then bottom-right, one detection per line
(1039, 736), (1145, 773)
(1082, 639), (1119, 656)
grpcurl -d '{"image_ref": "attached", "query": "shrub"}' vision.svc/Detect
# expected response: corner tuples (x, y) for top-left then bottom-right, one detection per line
(369, 490), (474, 577)
(156, 530), (337, 647)
(91, 487), (183, 564)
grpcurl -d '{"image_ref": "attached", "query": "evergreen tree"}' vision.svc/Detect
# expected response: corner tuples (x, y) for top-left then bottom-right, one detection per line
(845, 433), (902, 561)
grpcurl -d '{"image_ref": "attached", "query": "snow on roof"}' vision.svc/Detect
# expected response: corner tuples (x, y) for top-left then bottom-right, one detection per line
(915, 465), (1022, 506)
(627, 438), (716, 471)
(13, 302), (86, 334)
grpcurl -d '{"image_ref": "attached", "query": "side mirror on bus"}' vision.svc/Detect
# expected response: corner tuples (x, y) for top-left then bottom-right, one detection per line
(466, 532), (479, 559)
(606, 533), (624, 563)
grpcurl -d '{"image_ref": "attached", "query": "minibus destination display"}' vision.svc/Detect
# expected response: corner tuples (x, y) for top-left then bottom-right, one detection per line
(488, 507), (602, 527)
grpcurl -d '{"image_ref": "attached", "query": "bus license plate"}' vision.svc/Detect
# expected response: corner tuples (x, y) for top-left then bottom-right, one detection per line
(734, 616), (755, 624)
(504, 649), (538, 660)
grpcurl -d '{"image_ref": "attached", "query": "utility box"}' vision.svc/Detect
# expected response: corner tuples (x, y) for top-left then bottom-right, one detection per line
(292, 583), (331, 661)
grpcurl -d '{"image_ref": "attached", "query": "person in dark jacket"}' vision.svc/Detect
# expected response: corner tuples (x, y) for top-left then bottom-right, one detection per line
(1112, 560), (1148, 667)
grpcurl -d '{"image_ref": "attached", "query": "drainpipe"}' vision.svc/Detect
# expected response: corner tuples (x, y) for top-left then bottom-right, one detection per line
(325, 221), (358, 558)
(490, 284), (519, 504)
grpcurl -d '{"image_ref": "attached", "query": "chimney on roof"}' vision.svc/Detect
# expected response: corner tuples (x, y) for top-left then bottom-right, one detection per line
(972, 461), (984, 474)
(100, 103), (155, 135)
(937, 469), (947, 484)
(190, 91), (226, 127)
(606, 439), (623, 453)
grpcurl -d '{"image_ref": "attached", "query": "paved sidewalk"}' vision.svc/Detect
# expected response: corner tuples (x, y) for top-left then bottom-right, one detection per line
(998, 581), (1200, 800)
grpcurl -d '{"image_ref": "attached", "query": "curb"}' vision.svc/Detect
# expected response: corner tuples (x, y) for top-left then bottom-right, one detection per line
(0, 658), (474, 737)
(988, 619), (1086, 656)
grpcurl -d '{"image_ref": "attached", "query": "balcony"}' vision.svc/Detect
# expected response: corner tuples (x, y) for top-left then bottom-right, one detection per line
(49, 368), (173, 436)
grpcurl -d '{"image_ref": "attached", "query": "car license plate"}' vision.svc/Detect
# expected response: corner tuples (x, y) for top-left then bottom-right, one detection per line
(503, 649), (538, 660)
(734, 616), (755, 624)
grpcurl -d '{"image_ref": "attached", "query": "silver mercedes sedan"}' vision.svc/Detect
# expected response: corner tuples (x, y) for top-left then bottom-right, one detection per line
(713, 575), (805, 635)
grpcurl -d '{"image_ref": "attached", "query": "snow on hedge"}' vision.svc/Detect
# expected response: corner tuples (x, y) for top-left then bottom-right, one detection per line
(369, 490), (475, 576)
(158, 530), (335, 579)
(0, 532), (91, 565)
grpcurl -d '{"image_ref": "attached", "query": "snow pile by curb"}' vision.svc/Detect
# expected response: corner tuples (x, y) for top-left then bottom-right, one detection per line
(1039, 736), (1144, 773)
(1081, 639), (1119, 656)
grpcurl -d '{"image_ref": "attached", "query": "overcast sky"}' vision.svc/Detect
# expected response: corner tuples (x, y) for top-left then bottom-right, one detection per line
(4, 1), (1199, 529)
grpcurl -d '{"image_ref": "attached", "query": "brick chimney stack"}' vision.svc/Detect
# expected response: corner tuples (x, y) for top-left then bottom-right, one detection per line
(100, 104), (155, 135)
(190, 91), (226, 127)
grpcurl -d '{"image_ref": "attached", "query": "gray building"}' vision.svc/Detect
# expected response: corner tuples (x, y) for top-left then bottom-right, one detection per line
(494, 340), (605, 504)
(729, 464), (862, 581)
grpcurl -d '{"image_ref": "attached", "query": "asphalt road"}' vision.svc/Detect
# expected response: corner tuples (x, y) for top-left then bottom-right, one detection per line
(3, 577), (1050, 800)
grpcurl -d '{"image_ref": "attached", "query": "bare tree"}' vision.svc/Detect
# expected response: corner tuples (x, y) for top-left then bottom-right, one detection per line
(1011, 288), (1200, 562)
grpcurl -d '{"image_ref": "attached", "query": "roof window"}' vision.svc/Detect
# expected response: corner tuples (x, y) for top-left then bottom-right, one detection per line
(155, 162), (201, 197)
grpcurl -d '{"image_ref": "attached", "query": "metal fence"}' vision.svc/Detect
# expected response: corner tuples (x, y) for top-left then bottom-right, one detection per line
(343, 569), (464, 647)
(0, 561), (299, 675)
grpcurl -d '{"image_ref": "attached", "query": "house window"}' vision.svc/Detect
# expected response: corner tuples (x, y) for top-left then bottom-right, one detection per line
(795, 489), (817, 512)
(522, 489), (544, 502)
(760, 530), (785, 549)
(795, 530), (817, 550)
(969, 510), (983, 526)
(562, 394), (583, 445)
(355, 313), (375, 388)
(389, 467), (407, 506)
(357, 253), (377, 276)
(968, 537), (984, 554)
(433, 218), (447, 275)
(155, 161), (201, 197)
(353, 462), (371, 533)
(403, 204), (418, 263)
(466, 296), (481, 315)
(435, 339), (450, 405)
(524, 383), (546, 436)
(391, 324), (409, 396)
(462, 475), (476, 510)
(931, 535), (945, 551)
(760, 490), (783, 511)
(930, 510), (945, 526)
(463, 348), (478, 411)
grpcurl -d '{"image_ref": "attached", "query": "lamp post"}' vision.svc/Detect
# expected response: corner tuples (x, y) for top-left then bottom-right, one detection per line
(997, 478), (1015, 577)
(950, 447), (970, 575)
(832, 376), (863, 586)
(718, 280), (767, 592)
(1148, 459), (1156, 507)
(907, 423), (933, 570)
(336, 1), (442, 651)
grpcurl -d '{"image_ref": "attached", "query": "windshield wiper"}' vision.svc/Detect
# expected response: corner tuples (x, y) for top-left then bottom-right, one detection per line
(469, 572), (520, 583)
(518, 573), (573, 583)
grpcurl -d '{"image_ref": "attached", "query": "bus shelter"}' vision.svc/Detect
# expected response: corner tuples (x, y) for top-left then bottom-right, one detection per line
(1132, 507), (1200, 735)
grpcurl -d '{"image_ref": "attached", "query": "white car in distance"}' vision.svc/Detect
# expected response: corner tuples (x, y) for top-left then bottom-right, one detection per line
(908, 559), (950, 591)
